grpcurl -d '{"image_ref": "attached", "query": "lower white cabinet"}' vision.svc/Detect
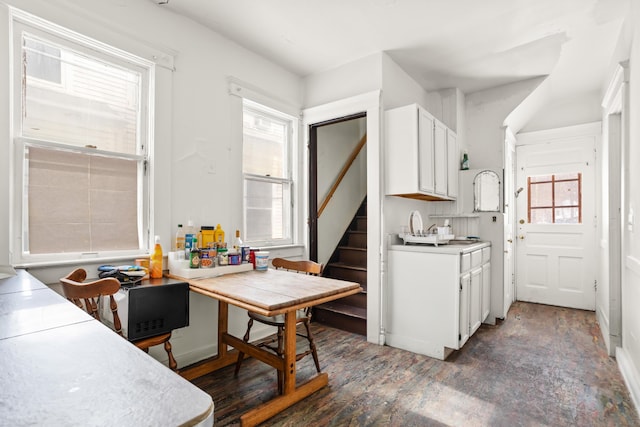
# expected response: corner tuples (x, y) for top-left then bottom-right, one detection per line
(469, 267), (482, 335)
(482, 263), (491, 322)
(387, 243), (491, 360)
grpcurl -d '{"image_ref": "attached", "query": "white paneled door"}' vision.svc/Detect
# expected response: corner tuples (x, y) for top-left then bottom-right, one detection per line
(516, 132), (597, 310)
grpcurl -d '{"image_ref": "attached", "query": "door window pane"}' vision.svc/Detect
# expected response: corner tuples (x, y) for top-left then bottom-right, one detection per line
(530, 208), (553, 224)
(555, 208), (580, 224)
(530, 182), (552, 207)
(555, 180), (579, 206)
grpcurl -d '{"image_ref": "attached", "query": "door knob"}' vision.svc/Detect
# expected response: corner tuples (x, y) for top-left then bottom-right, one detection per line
(519, 219), (525, 224)
(507, 239), (513, 243)
(519, 235), (525, 240)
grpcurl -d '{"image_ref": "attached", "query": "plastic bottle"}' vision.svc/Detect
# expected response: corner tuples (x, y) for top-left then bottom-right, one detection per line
(233, 229), (243, 250)
(461, 150), (469, 170)
(174, 224), (185, 252)
(214, 224), (225, 246)
(189, 237), (201, 269)
(184, 220), (196, 258)
(150, 235), (163, 278)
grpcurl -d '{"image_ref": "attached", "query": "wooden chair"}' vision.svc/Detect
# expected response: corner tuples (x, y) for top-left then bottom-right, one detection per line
(234, 258), (323, 392)
(60, 268), (178, 371)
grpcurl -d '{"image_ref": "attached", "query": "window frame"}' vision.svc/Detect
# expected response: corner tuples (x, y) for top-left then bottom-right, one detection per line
(241, 98), (298, 248)
(9, 9), (154, 267)
(527, 173), (582, 224)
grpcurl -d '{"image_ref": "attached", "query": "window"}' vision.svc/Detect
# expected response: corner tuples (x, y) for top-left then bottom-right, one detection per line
(242, 99), (295, 246)
(11, 10), (153, 265)
(528, 173), (582, 224)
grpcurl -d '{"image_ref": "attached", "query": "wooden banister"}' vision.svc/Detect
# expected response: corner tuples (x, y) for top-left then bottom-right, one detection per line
(317, 133), (367, 218)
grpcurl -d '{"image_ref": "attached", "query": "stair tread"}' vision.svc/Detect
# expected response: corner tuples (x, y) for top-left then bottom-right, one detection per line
(338, 246), (366, 251)
(316, 301), (366, 318)
(326, 261), (367, 272)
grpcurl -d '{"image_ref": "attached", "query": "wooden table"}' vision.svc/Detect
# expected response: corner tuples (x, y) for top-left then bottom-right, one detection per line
(176, 268), (362, 426)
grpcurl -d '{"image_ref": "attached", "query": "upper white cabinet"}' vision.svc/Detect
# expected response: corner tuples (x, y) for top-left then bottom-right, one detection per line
(446, 129), (458, 199)
(385, 103), (458, 201)
(434, 119), (447, 196)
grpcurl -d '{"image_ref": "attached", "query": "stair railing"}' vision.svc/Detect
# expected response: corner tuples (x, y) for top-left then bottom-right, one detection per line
(317, 133), (367, 218)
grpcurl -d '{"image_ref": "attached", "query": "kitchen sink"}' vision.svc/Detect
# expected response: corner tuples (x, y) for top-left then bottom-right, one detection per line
(448, 239), (480, 245)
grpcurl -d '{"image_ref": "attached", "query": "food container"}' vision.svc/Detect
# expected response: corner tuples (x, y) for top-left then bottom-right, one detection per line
(255, 251), (269, 271)
(228, 251), (241, 265)
(217, 248), (229, 266)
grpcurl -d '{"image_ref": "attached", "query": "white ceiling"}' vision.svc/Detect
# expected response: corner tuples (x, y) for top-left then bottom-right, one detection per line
(154, 0), (628, 99)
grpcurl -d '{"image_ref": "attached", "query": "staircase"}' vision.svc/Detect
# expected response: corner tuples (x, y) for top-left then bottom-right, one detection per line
(313, 198), (367, 336)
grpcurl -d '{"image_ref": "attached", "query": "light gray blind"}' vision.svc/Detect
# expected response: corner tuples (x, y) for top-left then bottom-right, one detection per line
(27, 146), (140, 254)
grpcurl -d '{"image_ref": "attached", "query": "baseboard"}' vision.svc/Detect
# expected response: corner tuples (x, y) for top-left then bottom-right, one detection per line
(616, 347), (640, 415)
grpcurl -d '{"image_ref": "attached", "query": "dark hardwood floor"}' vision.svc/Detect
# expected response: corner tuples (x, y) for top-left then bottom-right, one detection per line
(191, 302), (639, 426)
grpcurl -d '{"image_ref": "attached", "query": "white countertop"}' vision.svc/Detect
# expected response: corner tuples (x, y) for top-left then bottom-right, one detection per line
(390, 240), (490, 254)
(0, 269), (214, 426)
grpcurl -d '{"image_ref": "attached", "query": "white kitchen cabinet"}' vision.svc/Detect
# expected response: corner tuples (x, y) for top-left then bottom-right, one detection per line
(459, 273), (470, 347)
(482, 263), (491, 322)
(470, 267), (482, 335)
(418, 107), (435, 194)
(386, 242), (490, 360)
(385, 103), (456, 201)
(434, 119), (447, 196)
(447, 129), (458, 198)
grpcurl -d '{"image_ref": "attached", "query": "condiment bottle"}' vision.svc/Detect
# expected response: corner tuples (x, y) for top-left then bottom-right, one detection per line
(174, 224), (185, 252)
(214, 224), (225, 246)
(189, 238), (201, 269)
(150, 235), (163, 278)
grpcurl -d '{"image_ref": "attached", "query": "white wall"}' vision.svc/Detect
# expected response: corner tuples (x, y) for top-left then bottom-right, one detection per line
(465, 77), (546, 170)
(304, 53), (383, 108)
(0, 0), (304, 368)
(616, 0), (640, 412)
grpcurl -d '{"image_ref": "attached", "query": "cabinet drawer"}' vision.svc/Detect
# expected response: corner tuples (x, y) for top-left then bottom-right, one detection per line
(471, 249), (482, 269)
(461, 253), (471, 272)
(482, 247), (491, 263)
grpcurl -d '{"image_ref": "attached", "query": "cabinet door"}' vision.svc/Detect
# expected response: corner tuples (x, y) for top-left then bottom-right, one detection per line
(470, 267), (482, 335)
(482, 262), (491, 322)
(418, 108), (435, 194)
(447, 129), (458, 199)
(459, 273), (470, 347)
(434, 120), (447, 196)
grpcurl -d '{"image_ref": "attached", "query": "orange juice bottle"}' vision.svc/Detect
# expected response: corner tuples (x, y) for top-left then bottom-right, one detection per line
(150, 235), (163, 278)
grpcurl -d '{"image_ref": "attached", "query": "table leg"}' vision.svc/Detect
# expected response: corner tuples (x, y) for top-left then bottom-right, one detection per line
(218, 300), (228, 359)
(282, 309), (296, 394)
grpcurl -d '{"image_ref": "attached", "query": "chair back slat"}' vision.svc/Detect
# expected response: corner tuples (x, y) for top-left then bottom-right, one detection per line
(271, 258), (323, 275)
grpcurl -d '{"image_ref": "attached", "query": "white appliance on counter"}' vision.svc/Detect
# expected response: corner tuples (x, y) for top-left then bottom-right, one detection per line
(459, 168), (510, 324)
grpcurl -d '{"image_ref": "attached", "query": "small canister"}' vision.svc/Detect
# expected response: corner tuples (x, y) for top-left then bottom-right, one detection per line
(228, 250), (241, 266)
(241, 245), (250, 264)
(217, 248), (229, 266)
(200, 251), (213, 268)
(255, 251), (269, 271)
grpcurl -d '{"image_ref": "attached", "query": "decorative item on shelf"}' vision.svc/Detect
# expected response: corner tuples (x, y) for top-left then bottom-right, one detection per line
(461, 150), (469, 170)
